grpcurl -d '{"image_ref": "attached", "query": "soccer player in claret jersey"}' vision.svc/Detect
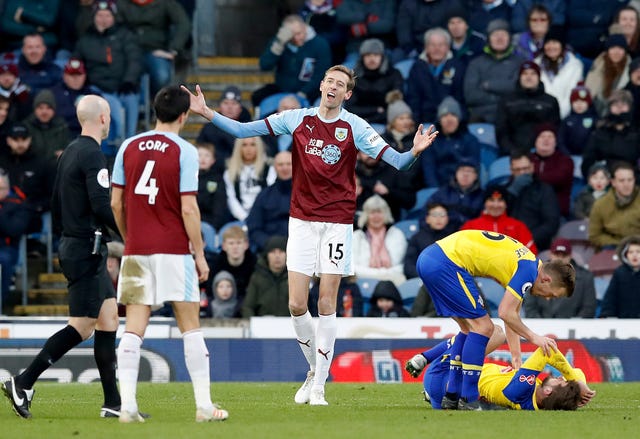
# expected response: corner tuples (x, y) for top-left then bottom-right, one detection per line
(415, 229), (576, 410)
(110, 85), (228, 423)
(182, 65), (439, 405)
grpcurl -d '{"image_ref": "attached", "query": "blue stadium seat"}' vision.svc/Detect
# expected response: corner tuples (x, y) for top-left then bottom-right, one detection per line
(357, 277), (379, 315)
(201, 221), (218, 254)
(468, 123), (497, 147)
(255, 93), (309, 119)
(398, 277), (423, 310)
(571, 155), (583, 180)
(404, 187), (438, 220)
(393, 59), (415, 80)
(394, 219), (420, 240)
(474, 277), (503, 317)
(487, 156), (511, 186)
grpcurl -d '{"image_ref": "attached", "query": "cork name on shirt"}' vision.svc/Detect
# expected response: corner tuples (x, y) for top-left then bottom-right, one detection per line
(138, 139), (170, 153)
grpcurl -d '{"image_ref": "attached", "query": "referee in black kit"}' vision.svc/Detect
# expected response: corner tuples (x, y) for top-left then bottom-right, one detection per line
(2, 95), (124, 419)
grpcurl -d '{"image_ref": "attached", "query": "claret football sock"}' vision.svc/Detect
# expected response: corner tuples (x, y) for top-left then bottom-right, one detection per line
(460, 332), (490, 402)
(17, 325), (82, 389)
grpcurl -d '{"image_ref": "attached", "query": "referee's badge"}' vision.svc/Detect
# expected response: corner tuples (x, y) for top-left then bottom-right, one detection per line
(334, 127), (347, 141)
(206, 181), (218, 193)
(97, 168), (110, 188)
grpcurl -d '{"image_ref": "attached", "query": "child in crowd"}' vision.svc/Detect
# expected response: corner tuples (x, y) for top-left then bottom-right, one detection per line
(366, 280), (409, 318)
(210, 271), (239, 319)
(573, 162), (611, 220)
(560, 83), (598, 156)
(600, 235), (640, 318)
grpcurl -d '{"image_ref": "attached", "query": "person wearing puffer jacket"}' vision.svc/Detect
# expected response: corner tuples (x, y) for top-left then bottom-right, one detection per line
(366, 280), (409, 317)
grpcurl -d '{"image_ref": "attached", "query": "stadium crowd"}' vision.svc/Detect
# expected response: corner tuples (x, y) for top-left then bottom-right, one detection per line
(1, 0), (640, 320)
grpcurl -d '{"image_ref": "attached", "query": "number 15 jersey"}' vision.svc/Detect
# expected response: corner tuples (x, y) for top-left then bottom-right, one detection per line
(112, 130), (199, 256)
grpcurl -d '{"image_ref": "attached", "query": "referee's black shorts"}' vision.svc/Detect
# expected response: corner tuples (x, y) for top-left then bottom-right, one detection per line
(58, 236), (115, 318)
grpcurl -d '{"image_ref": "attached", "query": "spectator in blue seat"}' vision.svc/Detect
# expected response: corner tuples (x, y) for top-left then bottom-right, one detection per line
(535, 28), (584, 118)
(573, 162), (610, 220)
(0, 172), (31, 305)
(580, 89), (640, 178)
(420, 96), (480, 189)
(394, 0), (466, 62)
(566, 0), (628, 60)
(511, 0), (567, 35)
(253, 14), (331, 107)
(464, 19), (525, 123)
(196, 142), (232, 230)
(335, 0), (397, 62)
(403, 202), (456, 280)
(512, 4), (552, 61)
(366, 280), (409, 317)
(495, 60), (561, 156)
(447, 9), (486, 67)
(600, 235), (640, 318)
(428, 158), (484, 229)
(50, 58), (94, 139)
(246, 151), (292, 254)
(585, 33), (632, 117)
(406, 28), (466, 124)
(559, 83), (598, 155)
(344, 38), (404, 125)
(17, 33), (62, 97)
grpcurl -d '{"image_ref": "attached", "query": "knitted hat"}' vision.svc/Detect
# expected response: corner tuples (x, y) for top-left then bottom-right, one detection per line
(64, 58), (86, 75)
(385, 90), (412, 124)
(519, 60), (541, 77)
(93, 0), (117, 15)
(437, 96), (462, 120)
(587, 161), (611, 179)
(570, 82), (592, 105)
(359, 38), (385, 56)
(263, 235), (287, 254)
(543, 27), (566, 47)
(604, 33), (628, 51)
(33, 89), (56, 110)
(7, 122), (30, 139)
(0, 59), (18, 77)
(608, 89), (633, 107)
(630, 57), (640, 74)
(533, 122), (557, 139)
(483, 185), (509, 203)
(456, 157), (479, 172)
(486, 19), (510, 35)
(550, 238), (572, 255)
(220, 85), (241, 103)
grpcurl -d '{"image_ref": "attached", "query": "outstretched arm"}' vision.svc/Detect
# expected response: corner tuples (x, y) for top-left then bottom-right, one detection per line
(498, 293), (557, 356)
(181, 84), (215, 121)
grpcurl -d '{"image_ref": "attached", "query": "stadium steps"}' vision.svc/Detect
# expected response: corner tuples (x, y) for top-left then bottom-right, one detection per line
(182, 56), (271, 141)
(13, 304), (68, 316)
(13, 272), (68, 316)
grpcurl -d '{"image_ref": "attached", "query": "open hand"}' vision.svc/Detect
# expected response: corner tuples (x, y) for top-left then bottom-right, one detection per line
(411, 124), (439, 156)
(532, 334), (558, 356)
(180, 84), (213, 120)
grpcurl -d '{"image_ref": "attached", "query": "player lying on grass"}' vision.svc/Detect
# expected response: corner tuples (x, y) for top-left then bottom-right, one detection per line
(406, 333), (596, 410)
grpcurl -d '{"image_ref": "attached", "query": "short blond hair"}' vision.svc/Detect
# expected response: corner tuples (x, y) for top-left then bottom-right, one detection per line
(222, 225), (247, 242)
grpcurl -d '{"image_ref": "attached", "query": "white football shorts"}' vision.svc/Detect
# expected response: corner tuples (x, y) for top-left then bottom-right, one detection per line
(117, 254), (200, 305)
(287, 217), (354, 277)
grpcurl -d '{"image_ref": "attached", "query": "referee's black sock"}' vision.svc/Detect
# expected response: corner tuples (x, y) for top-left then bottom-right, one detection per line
(16, 325), (83, 389)
(94, 330), (121, 408)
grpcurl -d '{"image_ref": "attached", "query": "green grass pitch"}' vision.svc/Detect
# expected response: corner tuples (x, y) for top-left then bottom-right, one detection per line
(1, 382), (639, 439)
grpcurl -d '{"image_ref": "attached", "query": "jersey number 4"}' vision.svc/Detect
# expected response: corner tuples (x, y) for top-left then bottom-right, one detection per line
(134, 160), (159, 204)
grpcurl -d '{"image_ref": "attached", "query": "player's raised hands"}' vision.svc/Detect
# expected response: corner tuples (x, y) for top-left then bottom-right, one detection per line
(411, 124), (439, 156)
(532, 334), (558, 356)
(181, 84), (214, 121)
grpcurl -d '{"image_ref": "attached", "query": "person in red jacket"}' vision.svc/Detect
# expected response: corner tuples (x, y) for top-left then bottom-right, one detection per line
(461, 185), (538, 254)
(530, 123), (574, 218)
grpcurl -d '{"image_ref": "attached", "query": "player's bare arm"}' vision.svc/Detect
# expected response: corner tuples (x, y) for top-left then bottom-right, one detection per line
(411, 124), (439, 157)
(180, 84), (215, 121)
(110, 186), (127, 242)
(498, 292), (557, 356)
(181, 194), (210, 283)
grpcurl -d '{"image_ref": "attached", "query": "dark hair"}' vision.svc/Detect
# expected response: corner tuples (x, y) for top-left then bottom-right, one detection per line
(538, 380), (581, 410)
(509, 151), (531, 163)
(543, 259), (576, 297)
(426, 202), (448, 212)
(611, 160), (635, 179)
(153, 85), (190, 123)
(528, 4), (552, 24)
